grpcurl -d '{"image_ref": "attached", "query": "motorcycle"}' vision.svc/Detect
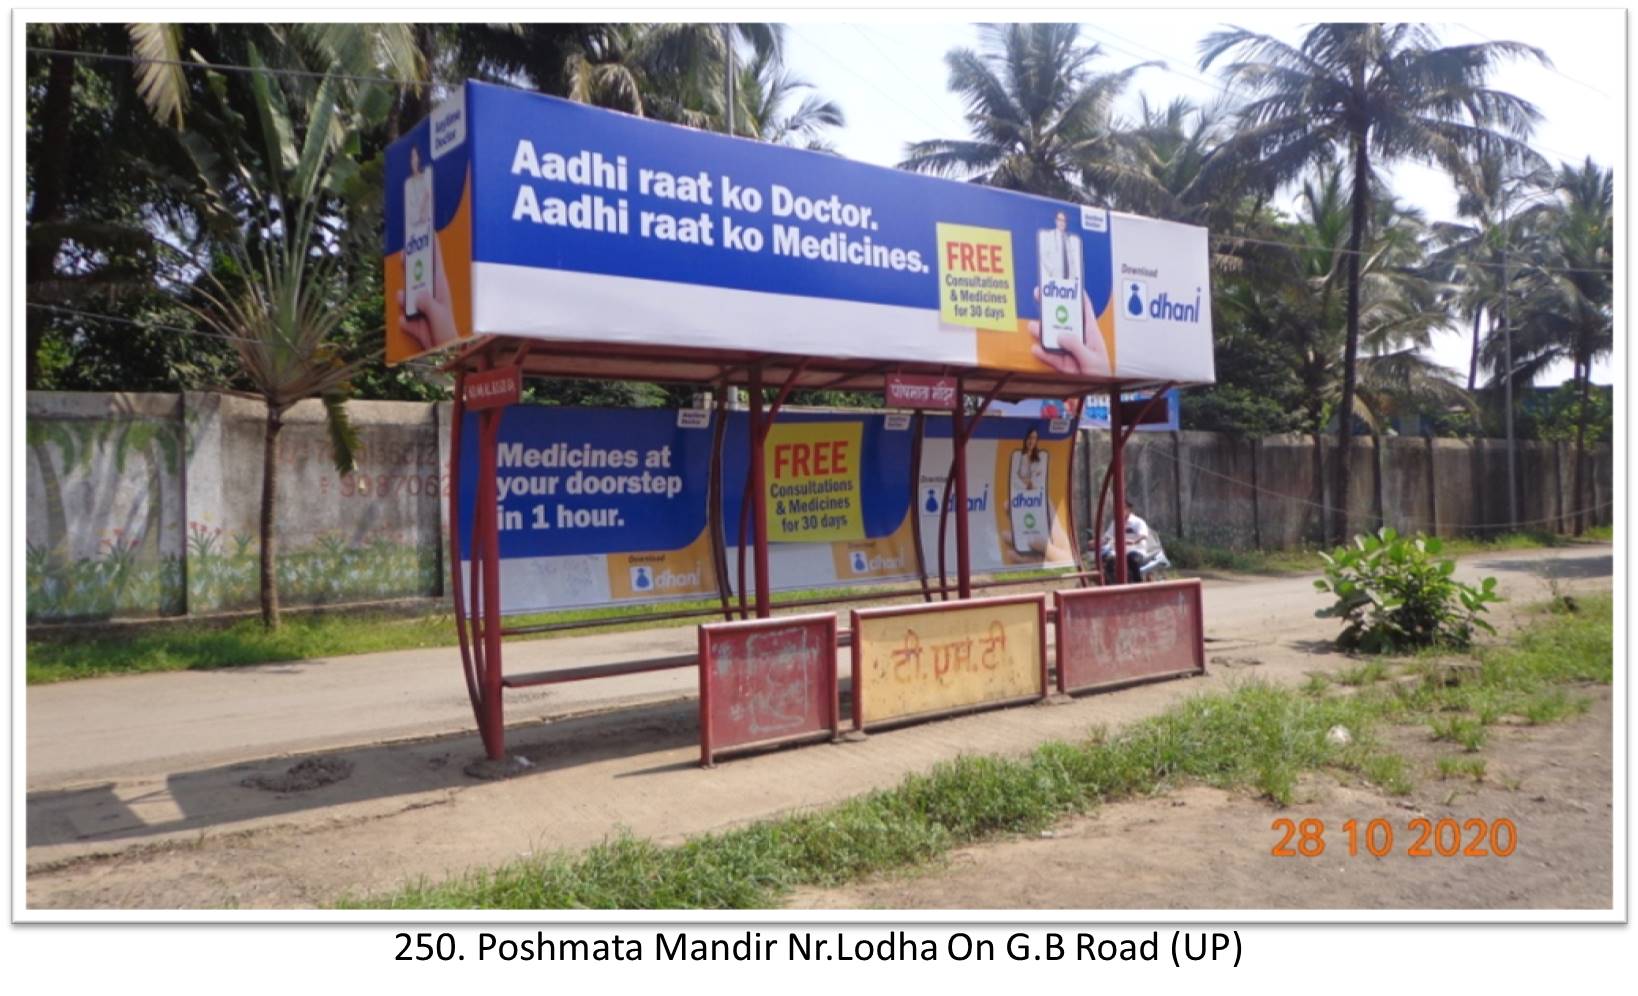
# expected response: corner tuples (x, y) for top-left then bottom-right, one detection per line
(1093, 523), (1172, 585)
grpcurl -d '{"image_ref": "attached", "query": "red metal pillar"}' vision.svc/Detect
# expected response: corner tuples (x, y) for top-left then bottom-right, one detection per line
(748, 365), (772, 618)
(952, 375), (972, 599)
(1063, 395), (1088, 586)
(1109, 388), (1129, 584)
(477, 407), (507, 758)
(447, 378), (479, 725)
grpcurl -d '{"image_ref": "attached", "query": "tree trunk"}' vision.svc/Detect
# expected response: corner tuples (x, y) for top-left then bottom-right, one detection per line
(1333, 135), (1369, 545)
(260, 404), (284, 629)
(1573, 359), (1589, 536)
(1466, 308), (1482, 391)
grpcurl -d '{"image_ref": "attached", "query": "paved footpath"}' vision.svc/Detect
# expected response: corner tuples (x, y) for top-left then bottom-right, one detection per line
(22, 545), (1611, 907)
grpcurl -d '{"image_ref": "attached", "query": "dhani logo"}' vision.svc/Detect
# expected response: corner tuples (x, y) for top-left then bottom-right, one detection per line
(848, 550), (907, 574)
(629, 565), (701, 592)
(1149, 288), (1204, 323)
(1124, 280), (1148, 320)
(1011, 492), (1043, 510)
(921, 483), (989, 513)
(1125, 280), (1203, 324)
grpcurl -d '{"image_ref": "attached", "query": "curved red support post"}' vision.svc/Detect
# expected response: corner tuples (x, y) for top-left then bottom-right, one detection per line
(908, 410), (933, 602)
(735, 486), (753, 620)
(707, 386), (734, 621)
(952, 375), (1011, 600)
(1062, 395), (1088, 587)
(1110, 390), (1128, 583)
(936, 456), (956, 601)
(951, 377), (971, 599)
(447, 377), (480, 726)
(476, 405), (506, 760)
(732, 361), (809, 620)
(747, 365), (771, 618)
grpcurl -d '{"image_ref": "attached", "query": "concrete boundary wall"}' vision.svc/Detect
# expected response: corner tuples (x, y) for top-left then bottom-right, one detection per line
(27, 391), (444, 623)
(25, 391), (1613, 623)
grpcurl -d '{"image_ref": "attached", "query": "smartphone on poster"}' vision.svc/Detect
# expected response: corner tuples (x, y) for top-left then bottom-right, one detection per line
(1038, 276), (1084, 353)
(1036, 216), (1085, 353)
(403, 156), (434, 317)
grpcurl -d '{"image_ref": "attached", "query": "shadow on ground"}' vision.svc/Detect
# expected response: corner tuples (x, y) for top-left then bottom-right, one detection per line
(26, 699), (700, 850)
(1470, 553), (1612, 582)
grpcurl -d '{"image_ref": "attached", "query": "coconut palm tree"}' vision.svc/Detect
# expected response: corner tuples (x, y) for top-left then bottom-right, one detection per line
(900, 23), (1152, 199)
(130, 25), (417, 628)
(540, 23), (784, 132)
(1200, 23), (1545, 542)
(1287, 166), (1461, 429)
(1429, 151), (1553, 390)
(1486, 157), (1613, 534)
(1086, 96), (1234, 223)
(731, 43), (844, 147)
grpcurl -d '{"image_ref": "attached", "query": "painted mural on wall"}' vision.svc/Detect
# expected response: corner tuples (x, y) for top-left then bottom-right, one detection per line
(26, 413), (186, 621)
(26, 393), (445, 623)
(184, 524), (440, 613)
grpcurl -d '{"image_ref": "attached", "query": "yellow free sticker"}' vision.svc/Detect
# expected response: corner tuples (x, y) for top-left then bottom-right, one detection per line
(764, 422), (865, 542)
(936, 223), (1018, 329)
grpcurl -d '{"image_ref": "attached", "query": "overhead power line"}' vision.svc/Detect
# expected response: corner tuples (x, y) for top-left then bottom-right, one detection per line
(845, 24), (973, 137)
(1453, 21), (1613, 102)
(789, 25), (970, 146)
(1210, 231), (1612, 276)
(27, 302), (447, 374)
(27, 41), (1613, 279)
(26, 44), (438, 90)
(1081, 23), (1261, 110)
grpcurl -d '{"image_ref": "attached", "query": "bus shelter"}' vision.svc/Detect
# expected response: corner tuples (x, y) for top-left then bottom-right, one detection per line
(387, 81), (1216, 763)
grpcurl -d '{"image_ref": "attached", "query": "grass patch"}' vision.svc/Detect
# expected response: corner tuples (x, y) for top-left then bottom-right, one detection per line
(26, 570), (1078, 684)
(1436, 756), (1487, 782)
(345, 592), (1611, 910)
(1299, 673), (1332, 696)
(343, 681), (1403, 909)
(25, 611), (461, 684)
(1356, 752), (1414, 795)
(1336, 660), (1391, 686)
(1430, 715), (1488, 752)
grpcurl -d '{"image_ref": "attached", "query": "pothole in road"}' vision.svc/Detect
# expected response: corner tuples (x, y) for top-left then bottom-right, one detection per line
(241, 756), (354, 793)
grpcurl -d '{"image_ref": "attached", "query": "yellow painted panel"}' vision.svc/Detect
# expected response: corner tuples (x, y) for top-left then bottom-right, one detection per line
(857, 599), (1043, 725)
(936, 223), (1018, 330)
(765, 421), (865, 542)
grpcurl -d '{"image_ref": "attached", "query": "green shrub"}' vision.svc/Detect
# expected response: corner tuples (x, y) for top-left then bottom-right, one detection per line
(1314, 528), (1501, 653)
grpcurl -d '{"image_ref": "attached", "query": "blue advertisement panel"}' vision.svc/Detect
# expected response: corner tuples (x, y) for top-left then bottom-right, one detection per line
(385, 81), (1215, 386)
(991, 389), (1181, 432)
(458, 407), (1076, 614)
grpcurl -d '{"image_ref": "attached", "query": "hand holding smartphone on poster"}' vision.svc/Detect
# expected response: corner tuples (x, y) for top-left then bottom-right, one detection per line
(1027, 289), (1109, 377)
(1029, 212), (1110, 377)
(398, 150), (458, 352)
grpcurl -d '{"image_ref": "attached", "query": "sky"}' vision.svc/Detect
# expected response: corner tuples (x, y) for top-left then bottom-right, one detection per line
(775, 13), (1623, 386)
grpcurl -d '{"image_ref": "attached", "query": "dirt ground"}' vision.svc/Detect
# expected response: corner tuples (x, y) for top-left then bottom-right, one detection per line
(791, 687), (1613, 911)
(24, 548), (1614, 911)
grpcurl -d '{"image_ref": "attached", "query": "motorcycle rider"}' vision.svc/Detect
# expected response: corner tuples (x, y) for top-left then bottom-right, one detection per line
(1098, 507), (1164, 584)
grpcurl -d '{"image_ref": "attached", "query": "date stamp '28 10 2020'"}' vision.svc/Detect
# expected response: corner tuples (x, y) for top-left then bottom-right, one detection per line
(1270, 817), (1518, 858)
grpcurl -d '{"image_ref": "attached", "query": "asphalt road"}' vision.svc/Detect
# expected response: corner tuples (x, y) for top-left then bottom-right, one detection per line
(25, 544), (1611, 789)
